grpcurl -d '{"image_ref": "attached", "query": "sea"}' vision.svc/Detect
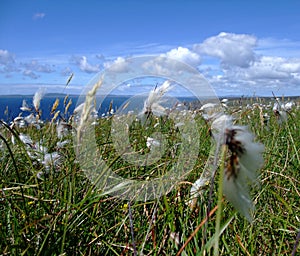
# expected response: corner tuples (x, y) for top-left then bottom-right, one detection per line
(0, 94), (198, 122)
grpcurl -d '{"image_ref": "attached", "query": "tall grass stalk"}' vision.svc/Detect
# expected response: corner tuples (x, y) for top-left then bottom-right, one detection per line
(213, 144), (227, 256)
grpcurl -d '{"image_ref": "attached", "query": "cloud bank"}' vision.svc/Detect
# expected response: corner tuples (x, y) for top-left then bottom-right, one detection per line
(1, 32), (300, 96)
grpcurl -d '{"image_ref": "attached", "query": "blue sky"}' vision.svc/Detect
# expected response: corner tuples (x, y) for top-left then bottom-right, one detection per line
(1, 0), (300, 96)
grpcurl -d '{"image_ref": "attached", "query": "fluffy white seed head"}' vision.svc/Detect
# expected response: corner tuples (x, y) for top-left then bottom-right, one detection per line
(33, 88), (46, 112)
(142, 80), (172, 116)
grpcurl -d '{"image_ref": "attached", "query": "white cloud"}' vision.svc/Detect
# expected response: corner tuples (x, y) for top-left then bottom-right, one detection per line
(206, 55), (300, 95)
(1, 33), (300, 96)
(21, 60), (55, 73)
(0, 49), (19, 73)
(33, 13), (46, 20)
(142, 56), (189, 77)
(194, 32), (257, 68)
(224, 56), (300, 81)
(162, 47), (201, 67)
(72, 56), (100, 73)
(23, 70), (39, 79)
(0, 49), (15, 65)
(103, 57), (129, 72)
(191, 33), (300, 95)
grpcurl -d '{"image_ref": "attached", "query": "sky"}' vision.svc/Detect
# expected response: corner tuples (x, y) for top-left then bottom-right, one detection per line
(1, 0), (300, 96)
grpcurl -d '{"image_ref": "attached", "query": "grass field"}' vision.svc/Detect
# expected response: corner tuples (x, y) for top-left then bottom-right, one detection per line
(0, 95), (299, 255)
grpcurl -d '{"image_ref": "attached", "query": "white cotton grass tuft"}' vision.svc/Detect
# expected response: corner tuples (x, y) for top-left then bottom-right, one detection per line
(273, 101), (287, 123)
(272, 98), (296, 124)
(223, 125), (264, 222)
(42, 152), (61, 171)
(189, 112), (264, 222)
(56, 120), (72, 139)
(20, 99), (31, 112)
(199, 102), (224, 121)
(146, 137), (161, 149)
(33, 88), (46, 112)
(141, 80), (172, 117)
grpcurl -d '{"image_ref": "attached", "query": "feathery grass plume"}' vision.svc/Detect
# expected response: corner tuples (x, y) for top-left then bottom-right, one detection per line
(51, 98), (60, 114)
(66, 73), (74, 86)
(51, 110), (60, 123)
(141, 80), (172, 117)
(64, 94), (69, 106)
(64, 98), (72, 115)
(33, 88), (46, 113)
(77, 76), (103, 143)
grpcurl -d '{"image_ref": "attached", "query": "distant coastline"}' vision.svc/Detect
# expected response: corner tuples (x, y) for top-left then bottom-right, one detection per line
(0, 93), (299, 100)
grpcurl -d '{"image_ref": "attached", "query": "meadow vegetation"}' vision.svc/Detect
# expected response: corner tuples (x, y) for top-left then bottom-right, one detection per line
(0, 93), (299, 255)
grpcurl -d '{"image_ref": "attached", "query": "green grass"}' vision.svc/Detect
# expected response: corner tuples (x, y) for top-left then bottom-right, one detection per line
(0, 98), (299, 255)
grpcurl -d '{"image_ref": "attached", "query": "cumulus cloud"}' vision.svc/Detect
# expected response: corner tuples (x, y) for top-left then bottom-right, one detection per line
(223, 56), (300, 81)
(245, 56), (294, 80)
(191, 32), (300, 95)
(103, 57), (129, 72)
(71, 56), (100, 73)
(162, 47), (201, 66)
(194, 32), (257, 68)
(206, 54), (300, 95)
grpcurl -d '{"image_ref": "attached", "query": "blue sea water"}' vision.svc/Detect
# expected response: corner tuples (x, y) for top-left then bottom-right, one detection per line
(0, 94), (197, 122)
(0, 95), (130, 122)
